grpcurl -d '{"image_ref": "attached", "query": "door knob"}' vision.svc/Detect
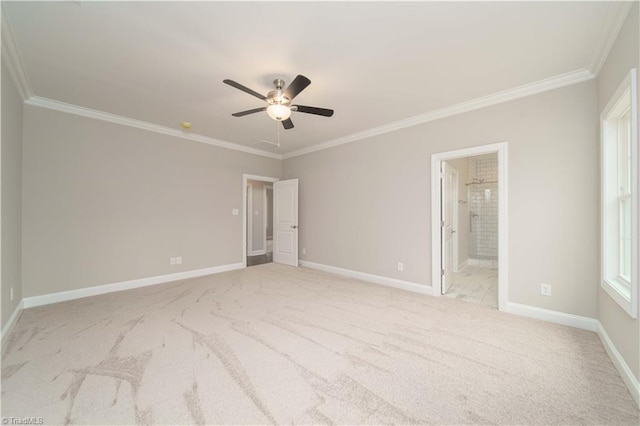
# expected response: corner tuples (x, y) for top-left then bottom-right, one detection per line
(291, 225), (298, 229)
(451, 230), (456, 234)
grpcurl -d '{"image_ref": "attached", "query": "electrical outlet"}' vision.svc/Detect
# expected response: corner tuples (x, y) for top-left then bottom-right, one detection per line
(170, 257), (176, 265)
(176, 256), (182, 265)
(397, 262), (404, 272)
(541, 283), (552, 296)
(302, 248), (306, 255)
(232, 208), (239, 216)
(10, 287), (14, 301)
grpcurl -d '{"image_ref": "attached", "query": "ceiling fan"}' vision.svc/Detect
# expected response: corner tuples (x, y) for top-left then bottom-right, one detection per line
(223, 75), (334, 129)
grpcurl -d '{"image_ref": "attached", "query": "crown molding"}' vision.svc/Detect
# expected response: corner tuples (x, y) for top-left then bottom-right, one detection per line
(20, 67), (595, 163)
(1, 8), (33, 100)
(282, 68), (595, 159)
(1, 3), (606, 163)
(589, 1), (633, 76)
(25, 96), (282, 160)
(23, 67), (596, 163)
(2, 7), (277, 160)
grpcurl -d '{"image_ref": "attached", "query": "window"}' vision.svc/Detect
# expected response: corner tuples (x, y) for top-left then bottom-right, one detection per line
(601, 69), (637, 318)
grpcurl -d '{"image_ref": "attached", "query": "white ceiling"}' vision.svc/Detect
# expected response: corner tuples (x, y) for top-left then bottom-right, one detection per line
(2, 1), (626, 156)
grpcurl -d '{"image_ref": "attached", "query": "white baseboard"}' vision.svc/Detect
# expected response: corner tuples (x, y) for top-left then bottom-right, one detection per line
(23, 263), (244, 309)
(597, 321), (640, 407)
(248, 249), (266, 256)
(1, 300), (25, 342)
(503, 302), (598, 331)
(300, 261), (432, 296)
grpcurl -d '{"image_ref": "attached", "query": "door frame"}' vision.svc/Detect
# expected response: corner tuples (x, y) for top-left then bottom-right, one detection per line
(243, 174), (279, 267)
(430, 142), (508, 311)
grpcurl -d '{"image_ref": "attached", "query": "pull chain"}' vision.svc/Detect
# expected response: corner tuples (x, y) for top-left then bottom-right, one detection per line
(276, 121), (281, 147)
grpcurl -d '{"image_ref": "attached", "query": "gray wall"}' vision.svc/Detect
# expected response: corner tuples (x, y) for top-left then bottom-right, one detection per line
(1, 60), (24, 329)
(22, 106), (280, 297)
(445, 158), (469, 268)
(283, 80), (598, 318)
(596, 3), (639, 381)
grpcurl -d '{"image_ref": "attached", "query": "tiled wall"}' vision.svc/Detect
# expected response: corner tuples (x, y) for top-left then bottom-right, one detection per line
(468, 154), (498, 260)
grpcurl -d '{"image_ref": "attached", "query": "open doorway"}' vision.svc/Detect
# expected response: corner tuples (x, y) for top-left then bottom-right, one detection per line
(443, 154), (499, 308)
(243, 174), (278, 267)
(246, 180), (274, 266)
(431, 143), (508, 311)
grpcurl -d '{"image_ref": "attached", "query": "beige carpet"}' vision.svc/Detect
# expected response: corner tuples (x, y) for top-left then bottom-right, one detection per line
(2, 263), (638, 425)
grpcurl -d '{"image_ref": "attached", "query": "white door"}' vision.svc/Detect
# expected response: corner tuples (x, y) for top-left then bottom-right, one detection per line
(273, 179), (299, 266)
(441, 163), (457, 294)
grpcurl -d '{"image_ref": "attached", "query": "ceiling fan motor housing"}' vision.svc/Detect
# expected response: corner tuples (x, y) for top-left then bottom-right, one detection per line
(267, 79), (291, 106)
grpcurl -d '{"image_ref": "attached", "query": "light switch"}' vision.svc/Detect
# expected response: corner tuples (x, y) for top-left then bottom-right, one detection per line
(255, 210), (259, 216)
(232, 208), (239, 216)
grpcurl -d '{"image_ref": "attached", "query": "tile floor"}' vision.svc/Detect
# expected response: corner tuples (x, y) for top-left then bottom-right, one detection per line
(444, 265), (498, 308)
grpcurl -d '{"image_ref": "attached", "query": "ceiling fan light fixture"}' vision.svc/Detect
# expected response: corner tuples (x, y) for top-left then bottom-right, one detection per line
(266, 104), (292, 121)
(225, 75), (333, 130)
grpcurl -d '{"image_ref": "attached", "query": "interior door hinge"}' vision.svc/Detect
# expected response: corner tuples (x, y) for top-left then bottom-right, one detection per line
(441, 220), (445, 227)
(441, 269), (445, 276)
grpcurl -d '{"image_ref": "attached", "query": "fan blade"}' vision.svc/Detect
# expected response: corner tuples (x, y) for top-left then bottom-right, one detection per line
(223, 79), (266, 100)
(283, 75), (311, 101)
(231, 107), (266, 117)
(282, 118), (294, 130)
(293, 105), (334, 117)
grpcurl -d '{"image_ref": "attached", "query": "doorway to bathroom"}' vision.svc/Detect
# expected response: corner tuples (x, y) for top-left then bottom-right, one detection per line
(245, 177), (276, 267)
(431, 143), (508, 311)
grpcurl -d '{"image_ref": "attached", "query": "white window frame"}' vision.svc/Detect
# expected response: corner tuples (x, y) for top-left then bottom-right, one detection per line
(601, 68), (638, 318)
